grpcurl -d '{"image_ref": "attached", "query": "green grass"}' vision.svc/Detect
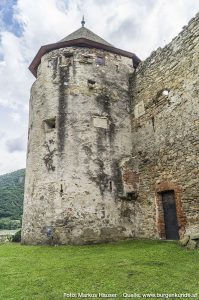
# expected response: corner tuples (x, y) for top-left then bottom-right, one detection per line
(0, 240), (198, 300)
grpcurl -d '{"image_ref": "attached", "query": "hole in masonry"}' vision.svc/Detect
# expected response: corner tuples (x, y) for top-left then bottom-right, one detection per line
(44, 117), (56, 131)
(88, 79), (96, 85)
(96, 56), (105, 65)
(88, 79), (96, 89)
(162, 89), (169, 96)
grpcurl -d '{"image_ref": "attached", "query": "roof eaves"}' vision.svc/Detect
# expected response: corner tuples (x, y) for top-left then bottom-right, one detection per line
(29, 38), (141, 77)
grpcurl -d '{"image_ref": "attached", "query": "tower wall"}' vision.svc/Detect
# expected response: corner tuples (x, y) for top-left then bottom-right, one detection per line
(22, 46), (136, 245)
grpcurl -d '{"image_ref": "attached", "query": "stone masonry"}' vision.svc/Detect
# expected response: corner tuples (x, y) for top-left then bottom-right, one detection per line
(22, 45), (138, 244)
(22, 14), (199, 245)
(130, 13), (199, 239)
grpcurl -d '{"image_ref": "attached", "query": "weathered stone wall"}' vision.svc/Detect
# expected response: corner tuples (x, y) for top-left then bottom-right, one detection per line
(130, 13), (199, 239)
(22, 46), (137, 245)
(22, 13), (199, 245)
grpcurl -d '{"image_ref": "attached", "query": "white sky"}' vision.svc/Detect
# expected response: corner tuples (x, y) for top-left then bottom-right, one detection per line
(0, 0), (199, 175)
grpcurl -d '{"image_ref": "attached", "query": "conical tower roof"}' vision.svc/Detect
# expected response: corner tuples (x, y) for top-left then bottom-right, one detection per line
(29, 18), (141, 77)
(60, 26), (113, 47)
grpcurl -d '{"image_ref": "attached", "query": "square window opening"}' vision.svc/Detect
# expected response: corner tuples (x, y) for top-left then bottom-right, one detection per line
(44, 117), (56, 132)
(96, 56), (105, 65)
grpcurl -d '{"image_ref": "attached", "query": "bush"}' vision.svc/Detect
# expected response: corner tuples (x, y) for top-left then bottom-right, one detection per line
(12, 230), (21, 243)
(0, 218), (21, 230)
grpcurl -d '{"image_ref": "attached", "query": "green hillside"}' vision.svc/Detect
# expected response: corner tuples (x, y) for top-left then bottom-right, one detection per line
(0, 169), (25, 220)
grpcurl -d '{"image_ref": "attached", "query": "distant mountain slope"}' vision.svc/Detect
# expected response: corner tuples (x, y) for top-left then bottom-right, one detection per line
(0, 169), (25, 219)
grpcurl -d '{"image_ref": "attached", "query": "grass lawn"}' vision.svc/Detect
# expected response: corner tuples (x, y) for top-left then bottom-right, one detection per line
(0, 240), (198, 300)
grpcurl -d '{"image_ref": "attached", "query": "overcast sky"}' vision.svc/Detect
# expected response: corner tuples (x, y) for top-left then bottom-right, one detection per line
(0, 0), (199, 175)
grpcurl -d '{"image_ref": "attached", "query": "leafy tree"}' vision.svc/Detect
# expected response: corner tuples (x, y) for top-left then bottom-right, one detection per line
(0, 169), (25, 224)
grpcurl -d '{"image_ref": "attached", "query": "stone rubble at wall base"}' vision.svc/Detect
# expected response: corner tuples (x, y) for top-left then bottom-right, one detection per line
(179, 233), (199, 250)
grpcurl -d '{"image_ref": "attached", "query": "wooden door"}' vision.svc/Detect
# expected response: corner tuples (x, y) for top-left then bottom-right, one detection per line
(162, 191), (180, 240)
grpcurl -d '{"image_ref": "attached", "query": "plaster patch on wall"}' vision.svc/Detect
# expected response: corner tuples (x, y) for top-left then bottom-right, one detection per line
(134, 101), (145, 118)
(93, 116), (108, 129)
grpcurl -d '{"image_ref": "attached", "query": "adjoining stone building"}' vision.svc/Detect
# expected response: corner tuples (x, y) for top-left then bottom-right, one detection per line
(22, 14), (199, 245)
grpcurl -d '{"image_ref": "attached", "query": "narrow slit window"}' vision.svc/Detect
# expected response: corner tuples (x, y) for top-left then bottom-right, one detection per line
(151, 116), (155, 132)
(109, 181), (112, 192)
(60, 184), (63, 195)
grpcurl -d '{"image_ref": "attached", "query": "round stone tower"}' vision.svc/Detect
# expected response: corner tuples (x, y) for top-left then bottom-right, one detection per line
(22, 20), (140, 245)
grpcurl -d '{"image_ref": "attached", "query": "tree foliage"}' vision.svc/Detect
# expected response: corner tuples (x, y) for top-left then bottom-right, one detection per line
(0, 169), (25, 222)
